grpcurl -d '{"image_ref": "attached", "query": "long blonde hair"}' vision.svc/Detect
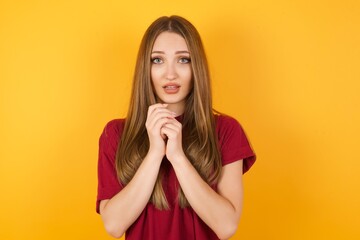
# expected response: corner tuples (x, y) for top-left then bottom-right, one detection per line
(116, 15), (222, 209)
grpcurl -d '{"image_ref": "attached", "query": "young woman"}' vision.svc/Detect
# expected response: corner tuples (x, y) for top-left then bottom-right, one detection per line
(96, 15), (256, 240)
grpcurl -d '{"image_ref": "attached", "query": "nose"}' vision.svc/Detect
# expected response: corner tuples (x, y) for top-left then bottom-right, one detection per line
(165, 62), (178, 80)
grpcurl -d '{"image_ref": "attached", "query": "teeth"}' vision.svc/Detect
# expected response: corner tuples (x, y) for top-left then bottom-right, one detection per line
(164, 86), (178, 89)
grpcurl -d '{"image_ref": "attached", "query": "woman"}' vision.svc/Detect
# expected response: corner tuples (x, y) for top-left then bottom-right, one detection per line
(97, 15), (256, 240)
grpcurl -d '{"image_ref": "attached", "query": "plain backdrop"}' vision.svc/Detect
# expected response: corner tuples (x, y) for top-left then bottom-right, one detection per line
(1, 0), (359, 239)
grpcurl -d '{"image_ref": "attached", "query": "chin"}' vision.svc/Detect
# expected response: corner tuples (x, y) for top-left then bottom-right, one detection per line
(161, 99), (183, 105)
(157, 94), (187, 105)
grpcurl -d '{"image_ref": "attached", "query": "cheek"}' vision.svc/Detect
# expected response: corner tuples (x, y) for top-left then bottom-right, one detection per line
(184, 68), (193, 89)
(150, 68), (161, 87)
(150, 67), (156, 81)
(178, 65), (192, 79)
(187, 79), (194, 93)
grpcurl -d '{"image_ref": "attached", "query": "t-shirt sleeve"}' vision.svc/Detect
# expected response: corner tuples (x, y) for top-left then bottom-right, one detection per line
(96, 119), (124, 213)
(217, 115), (256, 173)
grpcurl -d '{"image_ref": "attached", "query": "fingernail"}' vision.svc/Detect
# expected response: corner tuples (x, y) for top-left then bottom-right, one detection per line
(171, 112), (177, 116)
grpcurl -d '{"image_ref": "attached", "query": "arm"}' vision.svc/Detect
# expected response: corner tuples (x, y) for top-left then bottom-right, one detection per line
(99, 151), (163, 238)
(161, 118), (244, 240)
(172, 158), (243, 240)
(99, 104), (175, 238)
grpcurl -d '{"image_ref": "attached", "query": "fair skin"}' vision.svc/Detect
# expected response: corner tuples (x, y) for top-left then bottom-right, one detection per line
(150, 31), (193, 115)
(99, 32), (244, 239)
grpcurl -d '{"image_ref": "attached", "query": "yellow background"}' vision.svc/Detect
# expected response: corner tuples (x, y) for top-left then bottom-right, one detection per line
(1, 0), (359, 239)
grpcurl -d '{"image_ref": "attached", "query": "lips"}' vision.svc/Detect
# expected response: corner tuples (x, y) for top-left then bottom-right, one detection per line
(163, 83), (180, 94)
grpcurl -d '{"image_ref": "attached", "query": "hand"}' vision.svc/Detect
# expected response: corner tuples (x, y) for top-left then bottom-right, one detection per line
(145, 103), (175, 158)
(160, 118), (186, 162)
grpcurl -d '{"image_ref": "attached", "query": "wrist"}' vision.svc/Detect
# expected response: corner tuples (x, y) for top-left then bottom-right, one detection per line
(168, 153), (188, 166)
(147, 147), (165, 161)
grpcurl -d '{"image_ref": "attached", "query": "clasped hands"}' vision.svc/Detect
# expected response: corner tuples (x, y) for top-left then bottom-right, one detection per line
(145, 103), (186, 163)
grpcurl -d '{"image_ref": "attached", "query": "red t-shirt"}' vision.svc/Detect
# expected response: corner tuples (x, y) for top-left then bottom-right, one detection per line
(97, 114), (256, 240)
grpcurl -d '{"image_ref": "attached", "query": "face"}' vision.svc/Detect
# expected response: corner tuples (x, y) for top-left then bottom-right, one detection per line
(151, 31), (192, 115)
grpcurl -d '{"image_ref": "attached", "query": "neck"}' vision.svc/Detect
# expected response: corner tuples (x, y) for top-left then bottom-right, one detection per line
(165, 102), (185, 117)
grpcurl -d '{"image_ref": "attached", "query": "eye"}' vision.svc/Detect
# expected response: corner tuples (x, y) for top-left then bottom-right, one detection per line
(151, 57), (163, 64)
(179, 57), (191, 64)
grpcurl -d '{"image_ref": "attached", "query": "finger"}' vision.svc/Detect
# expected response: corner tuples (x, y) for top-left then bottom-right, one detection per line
(147, 108), (173, 126)
(147, 103), (168, 117)
(150, 117), (174, 136)
(146, 104), (171, 127)
(162, 118), (182, 129)
(161, 126), (177, 138)
(160, 132), (167, 140)
(153, 108), (175, 118)
(148, 112), (174, 129)
(162, 122), (181, 132)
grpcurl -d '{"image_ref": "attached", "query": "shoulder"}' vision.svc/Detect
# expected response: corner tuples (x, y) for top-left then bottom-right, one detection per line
(215, 114), (244, 137)
(102, 119), (126, 137)
(214, 113), (256, 171)
(99, 119), (126, 147)
(215, 114), (240, 125)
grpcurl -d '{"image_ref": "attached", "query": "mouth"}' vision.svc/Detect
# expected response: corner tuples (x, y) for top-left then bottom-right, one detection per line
(163, 84), (180, 94)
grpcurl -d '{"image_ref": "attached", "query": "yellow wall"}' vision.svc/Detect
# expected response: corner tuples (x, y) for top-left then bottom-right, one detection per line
(1, 0), (359, 239)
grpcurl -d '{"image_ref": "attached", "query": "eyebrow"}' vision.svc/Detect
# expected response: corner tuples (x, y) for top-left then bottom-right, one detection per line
(151, 51), (190, 54)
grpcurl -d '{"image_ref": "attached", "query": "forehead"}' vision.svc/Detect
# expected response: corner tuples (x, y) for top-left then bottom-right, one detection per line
(152, 32), (189, 52)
